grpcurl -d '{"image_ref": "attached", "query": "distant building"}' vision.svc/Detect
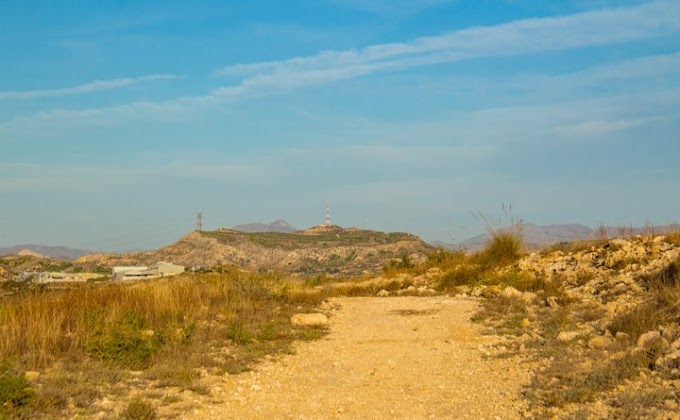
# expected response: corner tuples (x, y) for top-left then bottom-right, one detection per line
(112, 262), (185, 281)
(14, 272), (41, 282)
(35, 272), (101, 284)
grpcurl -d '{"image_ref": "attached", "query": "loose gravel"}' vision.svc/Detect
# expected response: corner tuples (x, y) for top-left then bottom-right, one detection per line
(187, 296), (530, 419)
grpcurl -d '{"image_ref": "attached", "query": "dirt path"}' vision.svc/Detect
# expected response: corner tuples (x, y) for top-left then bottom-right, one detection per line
(186, 296), (530, 419)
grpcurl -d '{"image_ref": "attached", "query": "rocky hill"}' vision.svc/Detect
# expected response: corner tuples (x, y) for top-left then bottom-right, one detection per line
(0, 255), (79, 281)
(77, 226), (434, 275)
(0, 244), (94, 261)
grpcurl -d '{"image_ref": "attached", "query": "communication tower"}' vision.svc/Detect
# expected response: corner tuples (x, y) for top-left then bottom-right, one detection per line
(196, 212), (203, 231)
(325, 206), (331, 226)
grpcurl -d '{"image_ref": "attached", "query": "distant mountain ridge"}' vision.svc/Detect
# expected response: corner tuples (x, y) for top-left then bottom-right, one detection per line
(440, 223), (680, 251)
(0, 244), (94, 261)
(231, 219), (298, 233)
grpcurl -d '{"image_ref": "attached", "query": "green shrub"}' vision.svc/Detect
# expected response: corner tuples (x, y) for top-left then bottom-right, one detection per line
(121, 397), (156, 420)
(304, 274), (334, 287)
(227, 322), (253, 345)
(437, 265), (482, 290)
(257, 322), (277, 342)
(0, 360), (33, 415)
(477, 232), (523, 269)
(426, 249), (468, 271)
(85, 310), (161, 369)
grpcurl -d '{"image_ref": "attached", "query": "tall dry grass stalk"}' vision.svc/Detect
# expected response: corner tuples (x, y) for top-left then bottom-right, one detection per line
(0, 273), (272, 369)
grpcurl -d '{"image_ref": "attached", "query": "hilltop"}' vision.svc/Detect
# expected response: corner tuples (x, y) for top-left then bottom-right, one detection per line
(77, 225), (433, 275)
(231, 219), (298, 233)
(0, 244), (94, 261)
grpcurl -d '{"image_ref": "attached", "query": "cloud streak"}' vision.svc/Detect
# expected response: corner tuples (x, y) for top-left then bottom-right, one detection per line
(2, 1), (679, 135)
(0, 74), (179, 100)
(215, 0), (680, 95)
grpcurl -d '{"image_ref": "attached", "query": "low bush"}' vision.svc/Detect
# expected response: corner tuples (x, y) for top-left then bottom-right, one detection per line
(437, 265), (482, 291)
(121, 397), (156, 420)
(478, 231), (523, 269)
(85, 310), (162, 369)
(0, 360), (33, 416)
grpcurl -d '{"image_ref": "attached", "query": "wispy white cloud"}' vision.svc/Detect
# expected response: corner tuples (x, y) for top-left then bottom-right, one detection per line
(0, 159), (262, 192)
(552, 116), (665, 137)
(215, 0), (680, 95)
(2, 1), (679, 136)
(0, 74), (179, 100)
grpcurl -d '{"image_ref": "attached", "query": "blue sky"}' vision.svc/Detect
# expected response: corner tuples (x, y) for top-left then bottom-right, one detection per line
(1, 0), (679, 250)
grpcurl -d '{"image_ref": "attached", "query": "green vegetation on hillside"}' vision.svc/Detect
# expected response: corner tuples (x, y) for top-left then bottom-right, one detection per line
(201, 228), (418, 250)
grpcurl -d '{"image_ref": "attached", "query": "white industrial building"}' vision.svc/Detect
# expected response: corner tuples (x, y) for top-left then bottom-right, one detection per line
(112, 262), (185, 281)
(35, 272), (101, 283)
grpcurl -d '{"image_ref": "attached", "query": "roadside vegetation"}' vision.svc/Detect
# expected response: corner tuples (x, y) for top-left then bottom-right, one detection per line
(0, 271), (327, 418)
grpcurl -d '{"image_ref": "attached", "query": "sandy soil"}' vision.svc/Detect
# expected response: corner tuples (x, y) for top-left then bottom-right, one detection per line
(185, 296), (530, 419)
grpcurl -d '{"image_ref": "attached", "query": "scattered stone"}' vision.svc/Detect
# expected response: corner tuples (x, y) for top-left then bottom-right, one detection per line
(655, 350), (680, 370)
(24, 371), (40, 381)
(291, 313), (328, 326)
(377, 289), (390, 297)
(522, 292), (537, 303)
(637, 331), (661, 348)
(653, 236), (666, 243)
(556, 331), (581, 342)
(588, 336), (614, 350)
(500, 287), (522, 299)
(546, 297), (559, 309)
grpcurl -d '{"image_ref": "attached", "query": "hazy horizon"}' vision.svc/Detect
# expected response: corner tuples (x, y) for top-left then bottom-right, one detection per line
(2, 1), (679, 250)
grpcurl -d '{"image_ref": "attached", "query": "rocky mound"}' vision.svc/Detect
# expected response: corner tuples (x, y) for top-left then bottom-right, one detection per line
(473, 235), (680, 418)
(77, 228), (434, 275)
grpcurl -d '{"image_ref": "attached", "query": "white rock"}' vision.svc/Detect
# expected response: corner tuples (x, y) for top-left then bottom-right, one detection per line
(653, 236), (666, 243)
(556, 331), (581, 342)
(637, 331), (661, 348)
(522, 292), (538, 303)
(291, 313), (328, 326)
(655, 350), (680, 370)
(500, 286), (523, 299)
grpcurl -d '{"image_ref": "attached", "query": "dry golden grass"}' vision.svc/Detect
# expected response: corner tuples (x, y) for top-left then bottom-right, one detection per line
(0, 271), (328, 418)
